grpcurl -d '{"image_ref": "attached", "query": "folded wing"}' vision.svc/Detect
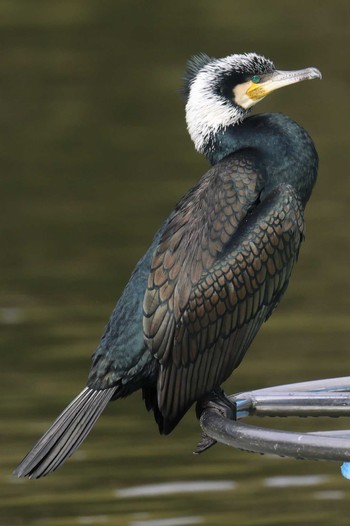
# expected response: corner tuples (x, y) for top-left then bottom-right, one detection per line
(144, 154), (304, 433)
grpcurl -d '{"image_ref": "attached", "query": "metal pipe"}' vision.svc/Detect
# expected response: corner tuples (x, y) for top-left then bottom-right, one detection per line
(198, 377), (350, 462)
(243, 376), (350, 394)
(200, 412), (350, 461)
(234, 392), (350, 418)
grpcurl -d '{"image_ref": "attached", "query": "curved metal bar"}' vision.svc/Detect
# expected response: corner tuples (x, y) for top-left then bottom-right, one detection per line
(241, 376), (350, 394)
(198, 377), (350, 462)
(233, 392), (350, 418)
(200, 412), (350, 461)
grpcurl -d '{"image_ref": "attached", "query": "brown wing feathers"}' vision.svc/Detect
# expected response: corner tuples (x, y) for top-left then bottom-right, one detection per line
(144, 154), (304, 432)
(144, 156), (259, 356)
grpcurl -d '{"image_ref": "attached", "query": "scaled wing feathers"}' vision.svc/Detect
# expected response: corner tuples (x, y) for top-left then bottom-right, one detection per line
(143, 153), (304, 431)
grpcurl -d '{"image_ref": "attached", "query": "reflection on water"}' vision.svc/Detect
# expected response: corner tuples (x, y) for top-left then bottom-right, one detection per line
(129, 517), (202, 526)
(313, 491), (345, 500)
(78, 517), (109, 525)
(116, 481), (236, 498)
(2, 1), (350, 525)
(0, 307), (23, 325)
(263, 475), (329, 488)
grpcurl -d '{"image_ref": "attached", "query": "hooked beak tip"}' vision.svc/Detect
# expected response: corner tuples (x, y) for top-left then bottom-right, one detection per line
(307, 67), (322, 80)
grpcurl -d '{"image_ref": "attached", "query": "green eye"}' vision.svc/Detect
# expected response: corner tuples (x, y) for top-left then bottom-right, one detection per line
(251, 75), (261, 83)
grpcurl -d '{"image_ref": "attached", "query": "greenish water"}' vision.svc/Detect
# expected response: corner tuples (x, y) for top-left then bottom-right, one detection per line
(1, 1), (350, 525)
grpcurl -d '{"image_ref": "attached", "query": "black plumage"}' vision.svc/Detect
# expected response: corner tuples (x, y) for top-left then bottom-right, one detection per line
(14, 52), (321, 478)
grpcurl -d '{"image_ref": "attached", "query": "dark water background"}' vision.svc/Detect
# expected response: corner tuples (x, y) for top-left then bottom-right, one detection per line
(1, 1), (350, 525)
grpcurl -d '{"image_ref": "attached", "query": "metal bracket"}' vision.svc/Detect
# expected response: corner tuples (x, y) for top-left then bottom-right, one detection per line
(198, 377), (350, 462)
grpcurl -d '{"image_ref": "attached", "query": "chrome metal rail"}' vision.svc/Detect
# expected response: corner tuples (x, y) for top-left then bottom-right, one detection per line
(198, 377), (350, 470)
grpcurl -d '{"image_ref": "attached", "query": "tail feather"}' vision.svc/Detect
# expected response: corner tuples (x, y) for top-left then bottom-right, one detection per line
(39, 389), (113, 477)
(13, 386), (116, 479)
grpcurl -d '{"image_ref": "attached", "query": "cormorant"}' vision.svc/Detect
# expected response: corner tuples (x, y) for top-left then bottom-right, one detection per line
(14, 52), (321, 478)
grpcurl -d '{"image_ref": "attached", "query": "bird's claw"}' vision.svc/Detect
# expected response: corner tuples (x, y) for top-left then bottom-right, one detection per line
(193, 432), (217, 454)
(194, 389), (237, 454)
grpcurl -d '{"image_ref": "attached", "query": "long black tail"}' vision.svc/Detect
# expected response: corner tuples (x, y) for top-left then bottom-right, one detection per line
(14, 387), (116, 479)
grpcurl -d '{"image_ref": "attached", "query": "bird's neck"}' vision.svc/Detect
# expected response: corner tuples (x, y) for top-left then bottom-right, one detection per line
(205, 113), (318, 205)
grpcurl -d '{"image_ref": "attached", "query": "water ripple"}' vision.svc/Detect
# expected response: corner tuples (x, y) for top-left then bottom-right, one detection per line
(313, 490), (345, 500)
(130, 516), (202, 526)
(116, 480), (236, 498)
(263, 475), (329, 488)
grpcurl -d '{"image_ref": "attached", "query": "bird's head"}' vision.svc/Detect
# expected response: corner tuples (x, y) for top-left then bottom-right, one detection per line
(183, 52), (321, 155)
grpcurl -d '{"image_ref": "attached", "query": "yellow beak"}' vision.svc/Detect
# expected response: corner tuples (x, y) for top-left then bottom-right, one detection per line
(246, 67), (322, 102)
